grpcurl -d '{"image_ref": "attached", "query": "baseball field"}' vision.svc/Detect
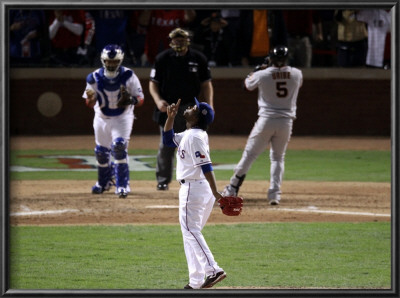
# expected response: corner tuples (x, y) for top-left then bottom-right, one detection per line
(8, 135), (392, 292)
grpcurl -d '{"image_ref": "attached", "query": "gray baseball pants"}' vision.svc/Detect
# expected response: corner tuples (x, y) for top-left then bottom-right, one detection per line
(230, 116), (293, 200)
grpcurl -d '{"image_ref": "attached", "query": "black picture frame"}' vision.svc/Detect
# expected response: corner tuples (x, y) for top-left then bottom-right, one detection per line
(1, 0), (399, 297)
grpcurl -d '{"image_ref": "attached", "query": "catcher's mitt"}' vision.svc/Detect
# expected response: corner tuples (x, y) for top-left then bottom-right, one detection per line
(118, 86), (139, 108)
(218, 196), (243, 216)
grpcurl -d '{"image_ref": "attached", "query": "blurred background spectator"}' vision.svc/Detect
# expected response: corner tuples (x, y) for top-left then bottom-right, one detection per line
(312, 10), (337, 67)
(282, 9), (323, 68)
(125, 10), (147, 66)
(356, 9), (391, 68)
(220, 9), (241, 66)
(238, 10), (271, 67)
(138, 9), (196, 66)
(334, 10), (368, 67)
(238, 10), (287, 67)
(193, 12), (233, 67)
(9, 9), (393, 70)
(88, 10), (129, 67)
(10, 9), (46, 66)
(76, 11), (96, 66)
(48, 10), (85, 66)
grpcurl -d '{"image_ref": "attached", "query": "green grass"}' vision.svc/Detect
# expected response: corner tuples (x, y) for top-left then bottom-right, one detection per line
(243, 150), (391, 182)
(10, 149), (391, 182)
(10, 222), (391, 289)
(8, 148), (392, 290)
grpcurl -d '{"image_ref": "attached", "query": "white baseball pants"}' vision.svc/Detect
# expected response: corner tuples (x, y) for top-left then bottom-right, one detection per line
(93, 113), (134, 148)
(179, 180), (223, 289)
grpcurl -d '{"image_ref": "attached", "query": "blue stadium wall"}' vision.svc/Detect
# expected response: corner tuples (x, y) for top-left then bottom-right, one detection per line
(9, 68), (391, 136)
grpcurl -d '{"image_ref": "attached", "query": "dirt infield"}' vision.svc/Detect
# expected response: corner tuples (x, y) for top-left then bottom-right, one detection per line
(9, 135), (391, 226)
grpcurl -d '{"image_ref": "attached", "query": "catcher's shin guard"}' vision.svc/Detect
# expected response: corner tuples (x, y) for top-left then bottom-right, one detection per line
(95, 145), (113, 189)
(112, 138), (129, 188)
(114, 163), (129, 188)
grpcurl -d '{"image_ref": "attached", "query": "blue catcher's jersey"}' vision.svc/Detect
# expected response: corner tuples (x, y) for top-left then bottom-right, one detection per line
(83, 66), (144, 117)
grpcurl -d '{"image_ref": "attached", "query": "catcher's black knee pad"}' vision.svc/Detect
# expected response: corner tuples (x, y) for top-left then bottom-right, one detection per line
(95, 145), (111, 164)
(111, 137), (127, 161)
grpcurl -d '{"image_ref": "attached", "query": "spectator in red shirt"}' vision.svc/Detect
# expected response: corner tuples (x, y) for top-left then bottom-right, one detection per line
(138, 10), (196, 66)
(48, 10), (85, 66)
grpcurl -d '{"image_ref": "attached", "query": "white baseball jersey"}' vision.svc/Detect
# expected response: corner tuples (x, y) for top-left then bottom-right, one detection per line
(245, 66), (303, 119)
(356, 9), (391, 67)
(82, 66), (144, 118)
(82, 66), (144, 148)
(172, 128), (211, 181)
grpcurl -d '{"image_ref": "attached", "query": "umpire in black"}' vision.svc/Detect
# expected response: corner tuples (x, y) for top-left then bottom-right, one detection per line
(149, 27), (214, 190)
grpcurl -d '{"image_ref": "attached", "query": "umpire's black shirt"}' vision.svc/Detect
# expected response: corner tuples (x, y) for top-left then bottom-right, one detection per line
(150, 47), (211, 128)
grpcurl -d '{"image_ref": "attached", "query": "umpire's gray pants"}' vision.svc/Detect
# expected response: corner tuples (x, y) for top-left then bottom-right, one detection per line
(156, 109), (188, 185)
(156, 126), (176, 185)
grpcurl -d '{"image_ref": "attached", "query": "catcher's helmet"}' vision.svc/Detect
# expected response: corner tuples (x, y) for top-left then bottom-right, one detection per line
(101, 44), (124, 77)
(169, 28), (190, 53)
(269, 45), (289, 67)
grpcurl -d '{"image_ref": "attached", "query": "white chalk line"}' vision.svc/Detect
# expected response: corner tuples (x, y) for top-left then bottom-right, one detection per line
(145, 205), (179, 209)
(11, 209), (80, 216)
(275, 207), (390, 217)
(11, 206), (390, 218)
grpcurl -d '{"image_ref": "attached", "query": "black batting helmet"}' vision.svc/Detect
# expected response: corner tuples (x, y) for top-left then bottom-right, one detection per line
(270, 45), (289, 67)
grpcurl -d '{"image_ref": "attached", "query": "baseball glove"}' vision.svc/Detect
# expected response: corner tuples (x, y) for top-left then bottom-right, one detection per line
(117, 86), (138, 108)
(217, 196), (243, 216)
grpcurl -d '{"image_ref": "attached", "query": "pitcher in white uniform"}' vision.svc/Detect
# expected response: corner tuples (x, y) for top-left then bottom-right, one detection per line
(223, 45), (303, 205)
(163, 97), (226, 289)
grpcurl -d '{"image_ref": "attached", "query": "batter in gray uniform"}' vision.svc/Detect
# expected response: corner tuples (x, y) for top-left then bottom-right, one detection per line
(223, 45), (303, 205)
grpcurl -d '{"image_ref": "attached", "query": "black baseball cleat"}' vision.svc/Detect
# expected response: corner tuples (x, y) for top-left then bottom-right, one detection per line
(119, 192), (127, 199)
(117, 187), (128, 199)
(200, 271), (226, 289)
(157, 183), (169, 191)
(183, 284), (193, 289)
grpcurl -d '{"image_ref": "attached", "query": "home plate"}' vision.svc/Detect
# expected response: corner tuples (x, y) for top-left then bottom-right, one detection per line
(145, 205), (179, 209)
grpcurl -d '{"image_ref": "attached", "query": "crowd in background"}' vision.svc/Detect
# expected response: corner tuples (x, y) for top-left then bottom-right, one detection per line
(9, 9), (392, 69)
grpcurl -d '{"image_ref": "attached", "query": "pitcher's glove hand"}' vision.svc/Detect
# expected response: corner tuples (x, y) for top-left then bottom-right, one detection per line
(218, 196), (243, 216)
(118, 86), (138, 108)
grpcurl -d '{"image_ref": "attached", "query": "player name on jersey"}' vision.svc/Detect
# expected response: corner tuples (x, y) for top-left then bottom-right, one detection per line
(272, 71), (291, 80)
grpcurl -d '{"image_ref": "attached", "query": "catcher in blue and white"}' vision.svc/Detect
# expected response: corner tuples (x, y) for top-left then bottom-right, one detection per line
(82, 44), (144, 198)
(163, 97), (243, 289)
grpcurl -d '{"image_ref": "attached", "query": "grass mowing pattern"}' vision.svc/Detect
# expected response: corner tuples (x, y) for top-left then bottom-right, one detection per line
(10, 222), (390, 289)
